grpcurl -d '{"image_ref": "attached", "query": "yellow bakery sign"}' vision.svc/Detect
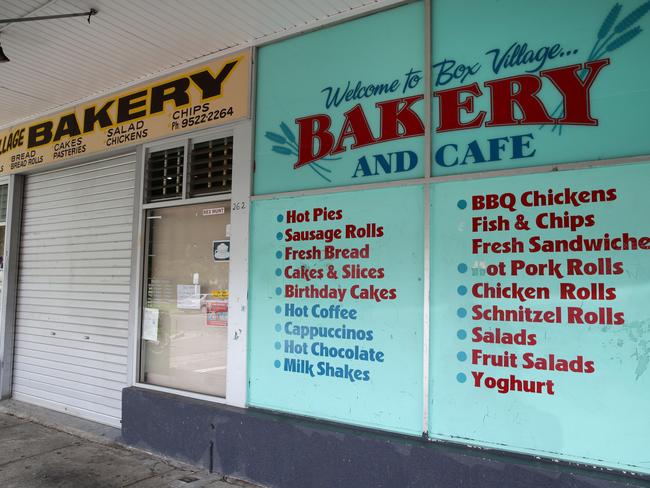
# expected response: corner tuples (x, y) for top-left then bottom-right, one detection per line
(0, 49), (251, 175)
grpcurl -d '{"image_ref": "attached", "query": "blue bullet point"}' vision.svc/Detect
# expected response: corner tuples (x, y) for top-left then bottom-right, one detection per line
(275, 305), (282, 314)
(457, 329), (467, 340)
(457, 285), (467, 296)
(457, 351), (467, 362)
(457, 373), (467, 383)
(275, 251), (282, 259)
(275, 268), (282, 276)
(275, 287), (282, 296)
(274, 341), (282, 350)
(274, 360), (281, 368)
(275, 323), (282, 332)
(457, 307), (467, 318)
(457, 263), (468, 273)
(457, 199), (467, 209)
(277, 214), (284, 222)
(276, 232), (283, 241)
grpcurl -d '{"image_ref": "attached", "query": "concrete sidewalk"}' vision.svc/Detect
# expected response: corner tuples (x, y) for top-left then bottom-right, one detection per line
(0, 400), (260, 488)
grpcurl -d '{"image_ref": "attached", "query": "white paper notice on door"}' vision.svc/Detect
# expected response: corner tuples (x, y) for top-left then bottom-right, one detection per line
(142, 308), (159, 341)
(177, 284), (201, 309)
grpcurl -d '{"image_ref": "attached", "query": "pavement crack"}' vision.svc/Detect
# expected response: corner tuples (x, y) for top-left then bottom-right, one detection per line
(0, 442), (79, 469)
(120, 474), (158, 487)
(120, 465), (177, 488)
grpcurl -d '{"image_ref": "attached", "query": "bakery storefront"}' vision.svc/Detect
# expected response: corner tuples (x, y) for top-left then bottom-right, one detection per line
(0, 50), (252, 425)
(2, 1), (650, 487)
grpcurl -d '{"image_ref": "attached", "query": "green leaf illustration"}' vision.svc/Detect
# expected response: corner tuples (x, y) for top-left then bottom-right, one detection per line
(544, 2), (648, 135)
(272, 145), (293, 155)
(280, 122), (296, 144)
(606, 26), (642, 52)
(598, 3), (622, 39)
(613, 0), (650, 33)
(269, 122), (335, 182)
(265, 131), (287, 144)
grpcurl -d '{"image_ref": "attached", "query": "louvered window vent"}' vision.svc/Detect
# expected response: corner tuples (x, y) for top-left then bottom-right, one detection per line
(144, 146), (184, 202)
(188, 137), (233, 197)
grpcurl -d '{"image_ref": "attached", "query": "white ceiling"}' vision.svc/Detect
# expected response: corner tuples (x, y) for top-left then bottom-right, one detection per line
(0, 0), (401, 129)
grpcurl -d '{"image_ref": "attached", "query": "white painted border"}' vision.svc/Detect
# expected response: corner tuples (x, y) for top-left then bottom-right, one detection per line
(225, 121), (253, 408)
(133, 382), (229, 407)
(421, 0), (432, 436)
(126, 146), (144, 389)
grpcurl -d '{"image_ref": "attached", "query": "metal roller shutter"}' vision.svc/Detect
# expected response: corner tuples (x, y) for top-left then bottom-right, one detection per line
(12, 154), (136, 427)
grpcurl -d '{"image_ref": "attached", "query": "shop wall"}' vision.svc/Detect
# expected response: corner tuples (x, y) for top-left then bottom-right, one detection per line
(248, 0), (650, 477)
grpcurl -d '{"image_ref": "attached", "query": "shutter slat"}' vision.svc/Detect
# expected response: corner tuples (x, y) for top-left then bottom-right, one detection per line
(190, 164), (233, 177)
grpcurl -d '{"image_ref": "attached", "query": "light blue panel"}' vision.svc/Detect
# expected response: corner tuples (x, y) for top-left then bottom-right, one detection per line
(432, 0), (650, 175)
(429, 162), (650, 473)
(254, 2), (425, 195)
(249, 185), (424, 435)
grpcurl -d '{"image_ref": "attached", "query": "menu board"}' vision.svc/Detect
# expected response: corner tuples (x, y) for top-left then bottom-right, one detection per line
(248, 185), (424, 434)
(429, 162), (650, 473)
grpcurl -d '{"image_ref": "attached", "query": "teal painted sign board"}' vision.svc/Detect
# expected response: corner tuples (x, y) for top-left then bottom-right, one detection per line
(253, 1), (425, 195)
(430, 161), (650, 473)
(249, 0), (650, 472)
(432, 0), (650, 176)
(254, 0), (650, 193)
(248, 185), (424, 435)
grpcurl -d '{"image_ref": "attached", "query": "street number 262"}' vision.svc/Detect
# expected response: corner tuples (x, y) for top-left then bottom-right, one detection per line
(232, 201), (247, 211)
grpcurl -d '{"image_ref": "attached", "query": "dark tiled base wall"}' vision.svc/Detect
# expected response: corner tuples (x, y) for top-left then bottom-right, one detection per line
(122, 387), (649, 488)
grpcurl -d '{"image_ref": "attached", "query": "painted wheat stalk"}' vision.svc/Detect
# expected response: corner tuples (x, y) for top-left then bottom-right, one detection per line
(543, 1), (649, 134)
(266, 122), (338, 182)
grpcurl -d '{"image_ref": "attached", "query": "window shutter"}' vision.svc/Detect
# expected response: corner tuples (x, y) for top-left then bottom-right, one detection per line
(144, 146), (184, 202)
(188, 137), (233, 197)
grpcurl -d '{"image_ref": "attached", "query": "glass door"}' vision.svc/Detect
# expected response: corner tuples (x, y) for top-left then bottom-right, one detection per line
(140, 201), (231, 397)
